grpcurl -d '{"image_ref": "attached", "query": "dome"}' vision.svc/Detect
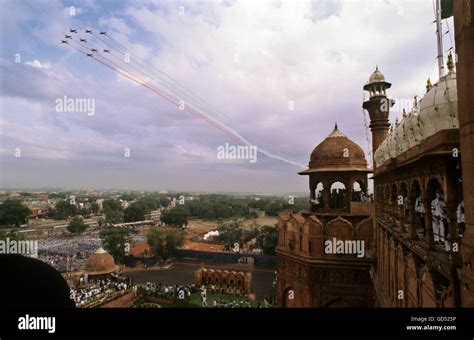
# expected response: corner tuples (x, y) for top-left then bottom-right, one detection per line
(299, 124), (369, 174)
(374, 69), (458, 167)
(369, 66), (385, 83)
(84, 247), (117, 275)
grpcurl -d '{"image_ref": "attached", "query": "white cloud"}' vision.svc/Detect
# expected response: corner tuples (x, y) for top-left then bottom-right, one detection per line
(25, 59), (51, 69)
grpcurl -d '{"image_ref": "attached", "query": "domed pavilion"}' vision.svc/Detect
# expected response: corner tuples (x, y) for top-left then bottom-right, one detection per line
(84, 247), (118, 278)
(299, 123), (371, 212)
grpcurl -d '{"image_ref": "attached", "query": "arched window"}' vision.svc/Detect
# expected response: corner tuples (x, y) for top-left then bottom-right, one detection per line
(311, 182), (324, 208)
(352, 180), (368, 202)
(329, 181), (347, 209)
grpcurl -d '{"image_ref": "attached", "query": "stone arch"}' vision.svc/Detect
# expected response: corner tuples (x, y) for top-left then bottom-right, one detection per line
(352, 179), (368, 202)
(329, 181), (347, 209)
(355, 216), (373, 255)
(426, 177), (443, 203)
(222, 270), (229, 286)
(326, 216), (353, 240)
(306, 215), (324, 256)
(311, 181), (325, 208)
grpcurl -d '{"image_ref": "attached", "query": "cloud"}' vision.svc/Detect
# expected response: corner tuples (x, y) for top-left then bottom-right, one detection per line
(0, 0), (452, 192)
(25, 59), (51, 69)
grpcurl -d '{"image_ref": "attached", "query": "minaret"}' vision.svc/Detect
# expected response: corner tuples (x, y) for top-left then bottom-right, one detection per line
(362, 66), (394, 161)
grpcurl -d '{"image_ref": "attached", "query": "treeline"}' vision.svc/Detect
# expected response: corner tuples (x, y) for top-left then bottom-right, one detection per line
(216, 220), (278, 255)
(160, 195), (309, 226)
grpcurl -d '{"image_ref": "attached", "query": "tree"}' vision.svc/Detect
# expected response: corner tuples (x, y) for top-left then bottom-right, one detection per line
(255, 225), (278, 255)
(160, 206), (189, 227)
(103, 199), (123, 213)
(159, 197), (170, 208)
(124, 202), (147, 222)
(0, 229), (25, 241)
(53, 200), (77, 220)
(216, 220), (245, 251)
(147, 227), (184, 261)
(68, 216), (87, 234)
(105, 210), (124, 225)
(97, 217), (106, 228)
(100, 228), (130, 264)
(0, 200), (31, 227)
(90, 202), (100, 214)
(79, 206), (91, 217)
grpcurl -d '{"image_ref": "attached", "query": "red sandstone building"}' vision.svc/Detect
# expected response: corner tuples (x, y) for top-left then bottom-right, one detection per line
(276, 125), (376, 307)
(276, 3), (473, 307)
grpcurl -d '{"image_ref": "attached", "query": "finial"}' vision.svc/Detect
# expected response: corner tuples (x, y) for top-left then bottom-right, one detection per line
(375, 65), (379, 72)
(447, 52), (454, 72)
(413, 95), (418, 108)
(402, 108), (407, 118)
(335, 122), (338, 130)
(426, 78), (433, 92)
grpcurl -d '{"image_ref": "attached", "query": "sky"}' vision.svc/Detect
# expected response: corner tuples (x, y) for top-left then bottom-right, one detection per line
(0, 0), (455, 193)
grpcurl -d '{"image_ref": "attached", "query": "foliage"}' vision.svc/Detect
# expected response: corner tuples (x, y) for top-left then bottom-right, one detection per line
(67, 215), (87, 234)
(97, 217), (106, 228)
(124, 202), (147, 222)
(105, 210), (124, 225)
(216, 220), (245, 251)
(0, 199), (31, 227)
(0, 229), (25, 241)
(99, 228), (130, 264)
(147, 227), (184, 261)
(160, 206), (189, 227)
(255, 225), (278, 255)
(90, 202), (100, 214)
(103, 199), (123, 213)
(52, 199), (77, 220)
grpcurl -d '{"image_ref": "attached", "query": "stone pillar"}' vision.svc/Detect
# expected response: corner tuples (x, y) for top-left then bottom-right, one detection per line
(446, 201), (460, 260)
(399, 201), (406, 233)
(408, 197), (418, 240)
(345, 179), (352, 212)
(323, 180), (330, 210)
(423, 200), (434, 249)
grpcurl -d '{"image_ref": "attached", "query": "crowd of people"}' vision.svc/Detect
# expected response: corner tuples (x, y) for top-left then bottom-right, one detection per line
(137, 281), (273, 308)
(37, 231), (103, 255)
(39, 252), (88, 272)
(139, 282), (195, 300)
(70, 276), (130, 307)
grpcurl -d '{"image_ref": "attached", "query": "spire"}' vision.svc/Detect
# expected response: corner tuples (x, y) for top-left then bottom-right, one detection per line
(426, 78), (433, 92)
(375, 65), (379, 72)
(335, 122), (338, 130)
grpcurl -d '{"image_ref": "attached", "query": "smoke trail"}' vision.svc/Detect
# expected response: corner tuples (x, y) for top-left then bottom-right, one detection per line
(66, 30), (306, 168)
